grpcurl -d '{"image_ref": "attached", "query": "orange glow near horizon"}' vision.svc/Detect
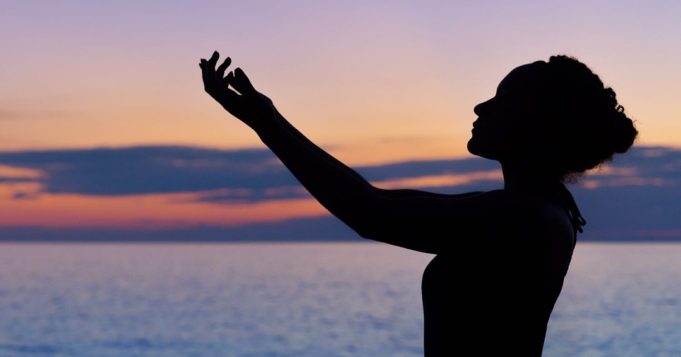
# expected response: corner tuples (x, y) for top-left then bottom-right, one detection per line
(0, 185), (327, 228)
(0, 165), (43, 179)
(373, 171), (503, 190)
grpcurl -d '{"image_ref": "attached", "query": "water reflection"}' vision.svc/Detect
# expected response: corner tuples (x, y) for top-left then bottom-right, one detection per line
(0, 243), (679, 356)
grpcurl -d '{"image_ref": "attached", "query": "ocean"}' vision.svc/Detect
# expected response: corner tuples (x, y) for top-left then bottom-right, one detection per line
(0, 242), (679, 356)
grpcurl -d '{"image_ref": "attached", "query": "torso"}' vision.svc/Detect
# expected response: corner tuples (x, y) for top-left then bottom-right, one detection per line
(421, 194), (575, 356)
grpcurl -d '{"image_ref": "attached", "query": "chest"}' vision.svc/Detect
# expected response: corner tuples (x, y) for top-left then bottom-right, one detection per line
(421, 246), (545, 301)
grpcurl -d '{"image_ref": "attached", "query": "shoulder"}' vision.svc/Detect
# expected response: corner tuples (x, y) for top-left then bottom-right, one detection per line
(432, 189), (551, 239)
(480, 189), (573, 234)
(503, 190), (575, 249)
(465, 189), (544, 214)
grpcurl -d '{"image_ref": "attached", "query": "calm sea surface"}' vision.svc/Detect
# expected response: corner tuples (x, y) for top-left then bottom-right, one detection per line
(0, 242), (679, 356)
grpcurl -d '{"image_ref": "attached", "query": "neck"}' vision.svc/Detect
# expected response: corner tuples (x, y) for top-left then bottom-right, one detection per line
(501, 162), (560, 192)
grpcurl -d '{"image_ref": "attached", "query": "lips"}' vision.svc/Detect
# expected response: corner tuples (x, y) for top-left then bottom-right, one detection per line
(473, 119), (492, 130)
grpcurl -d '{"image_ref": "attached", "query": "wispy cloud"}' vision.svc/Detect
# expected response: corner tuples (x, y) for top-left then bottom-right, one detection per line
(0, 145), (679, 241)
(0, 146), (297, 197)
(0, 145), (502, 201)
(0, 145), (678, 201)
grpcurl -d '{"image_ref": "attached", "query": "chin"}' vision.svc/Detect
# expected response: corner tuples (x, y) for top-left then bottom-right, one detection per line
(467, 137), (484, 156)
(466, 138), (477, 155)
(467, 138), (498, 160)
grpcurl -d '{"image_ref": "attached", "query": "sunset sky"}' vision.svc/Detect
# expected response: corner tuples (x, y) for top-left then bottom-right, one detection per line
(1, 1), (680, 238)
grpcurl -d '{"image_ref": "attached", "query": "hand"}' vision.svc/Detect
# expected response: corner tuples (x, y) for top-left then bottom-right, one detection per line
(199, 51), (277, 131)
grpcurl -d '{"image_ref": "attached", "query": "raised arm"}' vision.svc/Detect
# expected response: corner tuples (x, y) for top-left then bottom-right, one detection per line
(199, 52), (532, 254)
(199, 52), (383, 237)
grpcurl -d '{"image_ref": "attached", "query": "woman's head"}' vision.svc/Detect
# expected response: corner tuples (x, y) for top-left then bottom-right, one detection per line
(468, 55), (638, 181)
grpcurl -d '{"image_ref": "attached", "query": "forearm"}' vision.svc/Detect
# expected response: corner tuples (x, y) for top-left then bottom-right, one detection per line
(255, 110), (378, 230)
(200, 53), (382, 235)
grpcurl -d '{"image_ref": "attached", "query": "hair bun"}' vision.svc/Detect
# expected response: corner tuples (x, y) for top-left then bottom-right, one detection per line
(611, 112), (637, 154)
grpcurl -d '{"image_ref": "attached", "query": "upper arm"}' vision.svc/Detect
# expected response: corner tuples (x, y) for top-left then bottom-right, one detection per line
(348, 188), (535, 254)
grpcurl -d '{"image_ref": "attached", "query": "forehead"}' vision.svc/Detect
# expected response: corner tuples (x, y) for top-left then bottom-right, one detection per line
(498, 63), (545, 92)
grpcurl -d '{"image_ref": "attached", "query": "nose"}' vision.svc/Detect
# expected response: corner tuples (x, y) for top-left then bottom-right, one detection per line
(474, 98), (493, 116)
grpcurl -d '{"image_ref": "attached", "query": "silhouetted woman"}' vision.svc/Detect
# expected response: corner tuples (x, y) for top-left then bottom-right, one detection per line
(199, 52), (637, 356)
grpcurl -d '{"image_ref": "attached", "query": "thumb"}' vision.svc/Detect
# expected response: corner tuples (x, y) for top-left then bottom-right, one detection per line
(232, 67), (257, 95)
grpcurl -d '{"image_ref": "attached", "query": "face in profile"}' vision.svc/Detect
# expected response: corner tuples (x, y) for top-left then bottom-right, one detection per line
(467, 63), (545, 161)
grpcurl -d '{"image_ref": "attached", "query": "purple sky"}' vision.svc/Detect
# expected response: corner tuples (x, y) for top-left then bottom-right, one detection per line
(0, 1), (679, 235)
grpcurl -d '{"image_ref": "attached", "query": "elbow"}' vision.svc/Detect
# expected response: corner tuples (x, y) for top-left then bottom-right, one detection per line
(355, 226), (380, 242)
(333, 187), (387, 241)
(335, 210), (384, 242)
(344, 214), (392, 243)
(341, 216), (377, 241)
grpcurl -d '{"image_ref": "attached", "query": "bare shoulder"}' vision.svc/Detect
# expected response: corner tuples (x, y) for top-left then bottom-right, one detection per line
(514, 191), (576, 255)
(516, 190), (572, 226)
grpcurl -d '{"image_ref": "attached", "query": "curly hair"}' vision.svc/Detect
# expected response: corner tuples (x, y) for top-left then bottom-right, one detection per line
(532, 55), (638, 181)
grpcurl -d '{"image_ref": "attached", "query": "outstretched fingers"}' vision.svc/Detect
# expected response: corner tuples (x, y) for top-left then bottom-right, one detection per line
(199, 59), (215, 89)
(200, 51), (233, 86)
(222, 71), (234, 87)
(207, 51), (219, 69)
(199, 51), (257, 118)
(216, 56), (231, 78)
(231, 67), (256, 95)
